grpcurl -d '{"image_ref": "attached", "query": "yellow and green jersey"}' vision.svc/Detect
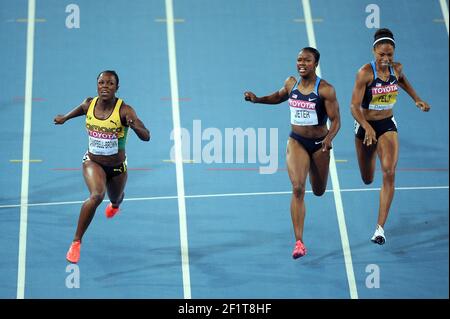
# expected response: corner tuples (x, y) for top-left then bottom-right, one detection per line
(85, 97), (128, 155)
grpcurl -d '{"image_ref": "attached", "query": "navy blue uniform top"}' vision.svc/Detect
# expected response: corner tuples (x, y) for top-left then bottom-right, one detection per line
(361, 61), (399, 110)
(288, 76), (328, 126)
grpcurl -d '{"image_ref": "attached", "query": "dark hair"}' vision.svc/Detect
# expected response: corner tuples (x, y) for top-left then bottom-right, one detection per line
(97, 70), (119, 88)
(300, 47), (320, 64)
(373, 28), (395, 48)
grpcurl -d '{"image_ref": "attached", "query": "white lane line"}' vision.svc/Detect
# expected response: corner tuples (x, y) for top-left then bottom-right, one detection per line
(164, 0), (191, 299)
(0, 186), (448, 210)
(302, 0), (358, 299)
(342, 186), (449, 192)
(17, 0), (36, 300)
(439, 0), (449, 35)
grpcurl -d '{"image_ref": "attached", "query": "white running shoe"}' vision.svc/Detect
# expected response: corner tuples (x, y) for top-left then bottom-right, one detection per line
(371, 225), (386, 245)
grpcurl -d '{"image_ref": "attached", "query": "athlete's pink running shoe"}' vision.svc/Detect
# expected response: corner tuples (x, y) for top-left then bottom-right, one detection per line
(292, 240), (307, 259)
(66, 240), (81, 264)
(105, 203), (120, 218)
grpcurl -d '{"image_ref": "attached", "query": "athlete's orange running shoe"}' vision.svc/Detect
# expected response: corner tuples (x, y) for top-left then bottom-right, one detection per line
(66, 240), (81, 263)
(292, 240), (307, 259)
(105, 203), (120, 218)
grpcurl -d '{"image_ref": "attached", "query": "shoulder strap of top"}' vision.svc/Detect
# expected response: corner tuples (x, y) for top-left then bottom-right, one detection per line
(289, 78), (299, 95)
(370, 61), (377, 80)
(87, 96), (98, 116)
(111, 98), (123, 122)
(114, 98), (123, 110)
(389, 65), (395, 77)
(314, 76), (321, 96)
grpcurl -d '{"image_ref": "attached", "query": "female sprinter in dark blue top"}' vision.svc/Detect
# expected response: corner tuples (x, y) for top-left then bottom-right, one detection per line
(350, 28), (430, 245)
(244, 47), (341, 259)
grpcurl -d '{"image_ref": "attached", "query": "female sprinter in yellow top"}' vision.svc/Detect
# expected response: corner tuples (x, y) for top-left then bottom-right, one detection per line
(54, 70), (150, 263)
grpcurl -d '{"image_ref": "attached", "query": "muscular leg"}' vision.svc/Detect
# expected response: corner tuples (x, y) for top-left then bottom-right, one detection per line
(309, 148), (330, 196)
(106, 171), (127, 208)
(286, 138), (310, 242)
(355, 137), (377, 184)
(73, 160), (107, 242)
(376, 132), (399, 227)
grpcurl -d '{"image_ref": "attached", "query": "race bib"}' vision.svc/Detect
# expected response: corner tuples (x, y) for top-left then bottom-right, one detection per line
(369, 84), (398, 110)
(289, 98), (318, 126)
(87, 130), (118, 155)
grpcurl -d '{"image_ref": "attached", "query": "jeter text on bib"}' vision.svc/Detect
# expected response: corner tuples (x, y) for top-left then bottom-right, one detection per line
(289, 98), (318, 126)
